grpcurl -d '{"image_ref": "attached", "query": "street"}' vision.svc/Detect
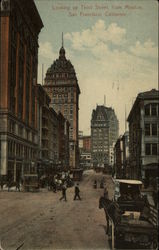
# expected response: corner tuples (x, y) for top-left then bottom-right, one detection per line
(0, 170), (114, 250)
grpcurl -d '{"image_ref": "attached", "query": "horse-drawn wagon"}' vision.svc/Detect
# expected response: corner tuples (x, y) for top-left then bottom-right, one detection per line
(99, 179), (158, 249)
(23, 174), (39, 191)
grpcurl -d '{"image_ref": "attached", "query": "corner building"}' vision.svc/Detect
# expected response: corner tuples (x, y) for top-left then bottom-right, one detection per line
(0, 0), (43, 180)
(127, 89), (159, 186)
(44, 45), (80, 168)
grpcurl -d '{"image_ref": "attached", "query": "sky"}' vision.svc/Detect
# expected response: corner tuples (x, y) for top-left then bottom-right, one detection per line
(34, 0), (158, 135)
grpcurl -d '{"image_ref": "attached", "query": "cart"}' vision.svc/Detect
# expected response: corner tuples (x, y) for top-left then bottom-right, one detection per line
(23, 174), (39, 192)
(99, 179), (158, 249)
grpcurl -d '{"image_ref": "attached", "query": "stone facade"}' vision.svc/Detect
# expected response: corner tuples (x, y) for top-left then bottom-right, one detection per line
(44, 43), (80, 168)
(36, 84), (60, 176)
(127, 89), (159, 187)
(0, 0), (43, 181)
(91, 105), (119, 169)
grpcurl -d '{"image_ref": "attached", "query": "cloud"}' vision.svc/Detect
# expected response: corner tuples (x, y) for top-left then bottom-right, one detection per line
(37, 20), (157, 135)
(39, 41), (57, 60)
(130, 39), (158, 58)
(65, 19), (126, 50)
(106, 23), (126, 45)
(65, 19), (157, 85)
(66, 21), (158, 134)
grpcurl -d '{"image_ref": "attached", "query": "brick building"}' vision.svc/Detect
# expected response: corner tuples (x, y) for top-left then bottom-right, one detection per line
(44, 40), (80, 168)
(78, 134), (91, 169)
(0, 0), (43, 181)
(83, 136), (91, 152)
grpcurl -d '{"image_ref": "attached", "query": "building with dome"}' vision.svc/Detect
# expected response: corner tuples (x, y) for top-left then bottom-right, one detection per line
(44, 40), (80, 168)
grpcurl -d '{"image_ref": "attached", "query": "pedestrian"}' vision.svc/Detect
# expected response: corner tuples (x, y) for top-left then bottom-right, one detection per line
(8, 179), (12, 192)
(59, 183), (67, 201)
(0, 179), (4, 190)
(104, 186), (109, 199)
(74, 183), (81, 200)
(53, 180), (57, 193)
(100, 179), (104, 188)
(16, 181), (20, 192)
(93, 180), (97, 189)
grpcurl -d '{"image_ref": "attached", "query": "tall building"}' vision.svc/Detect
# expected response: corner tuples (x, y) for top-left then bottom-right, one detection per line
(0, 0), (43, 181)
(44, 39), (80, 168)
(127, 89), (159, 188)
(91, 105), (119, 168)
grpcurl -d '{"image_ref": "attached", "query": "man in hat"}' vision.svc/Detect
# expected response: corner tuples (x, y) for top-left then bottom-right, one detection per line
(74, 183), (81, 200)
(59, 183), (67, 201)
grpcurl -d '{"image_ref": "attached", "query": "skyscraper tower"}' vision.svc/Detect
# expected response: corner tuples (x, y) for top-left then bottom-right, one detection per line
(44, 36), (80, 168)
(91, 105), (119, 168)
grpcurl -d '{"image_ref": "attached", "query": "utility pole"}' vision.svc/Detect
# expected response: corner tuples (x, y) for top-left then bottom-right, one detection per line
(125, 105), (127, 131)
(42, 63), (44, 85)
(62, 32), (64, 47)
(104, 95), (106, 106)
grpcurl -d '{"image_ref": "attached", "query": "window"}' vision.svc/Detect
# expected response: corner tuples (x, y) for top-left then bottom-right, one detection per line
(151, 104), (157, 116)
(32, 133), (35, 143)
(144, 104), (150, 116)
(145, 144), (151, 155)
(18, 125), (23, 137)
(152, 144), (157, 155)
(26, 130), (29, 140)
(152, 124), (157, 136)
(145, 123), (150, 136)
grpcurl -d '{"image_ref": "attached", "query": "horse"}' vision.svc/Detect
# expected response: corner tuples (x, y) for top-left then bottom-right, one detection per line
(99, 196), (121, 234)
(7, 181), (20, 192)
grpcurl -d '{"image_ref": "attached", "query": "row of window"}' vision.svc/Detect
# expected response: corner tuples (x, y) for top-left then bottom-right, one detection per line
(8, 140), (37, 159)
(92, 135), (108, 139)
(53, 98), (74, 103)
(51, 73), (75, 78)
(53, 92), (74, 97)
(92, 149), (108, 152)
(53, 87), (75, 93)
(92, 124), (108, 127)
(9, 121), (36, 143)
(53, 73), (68, 78)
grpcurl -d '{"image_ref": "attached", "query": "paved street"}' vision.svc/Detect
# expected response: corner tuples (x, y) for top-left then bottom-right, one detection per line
(0, 170), (114, 250)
